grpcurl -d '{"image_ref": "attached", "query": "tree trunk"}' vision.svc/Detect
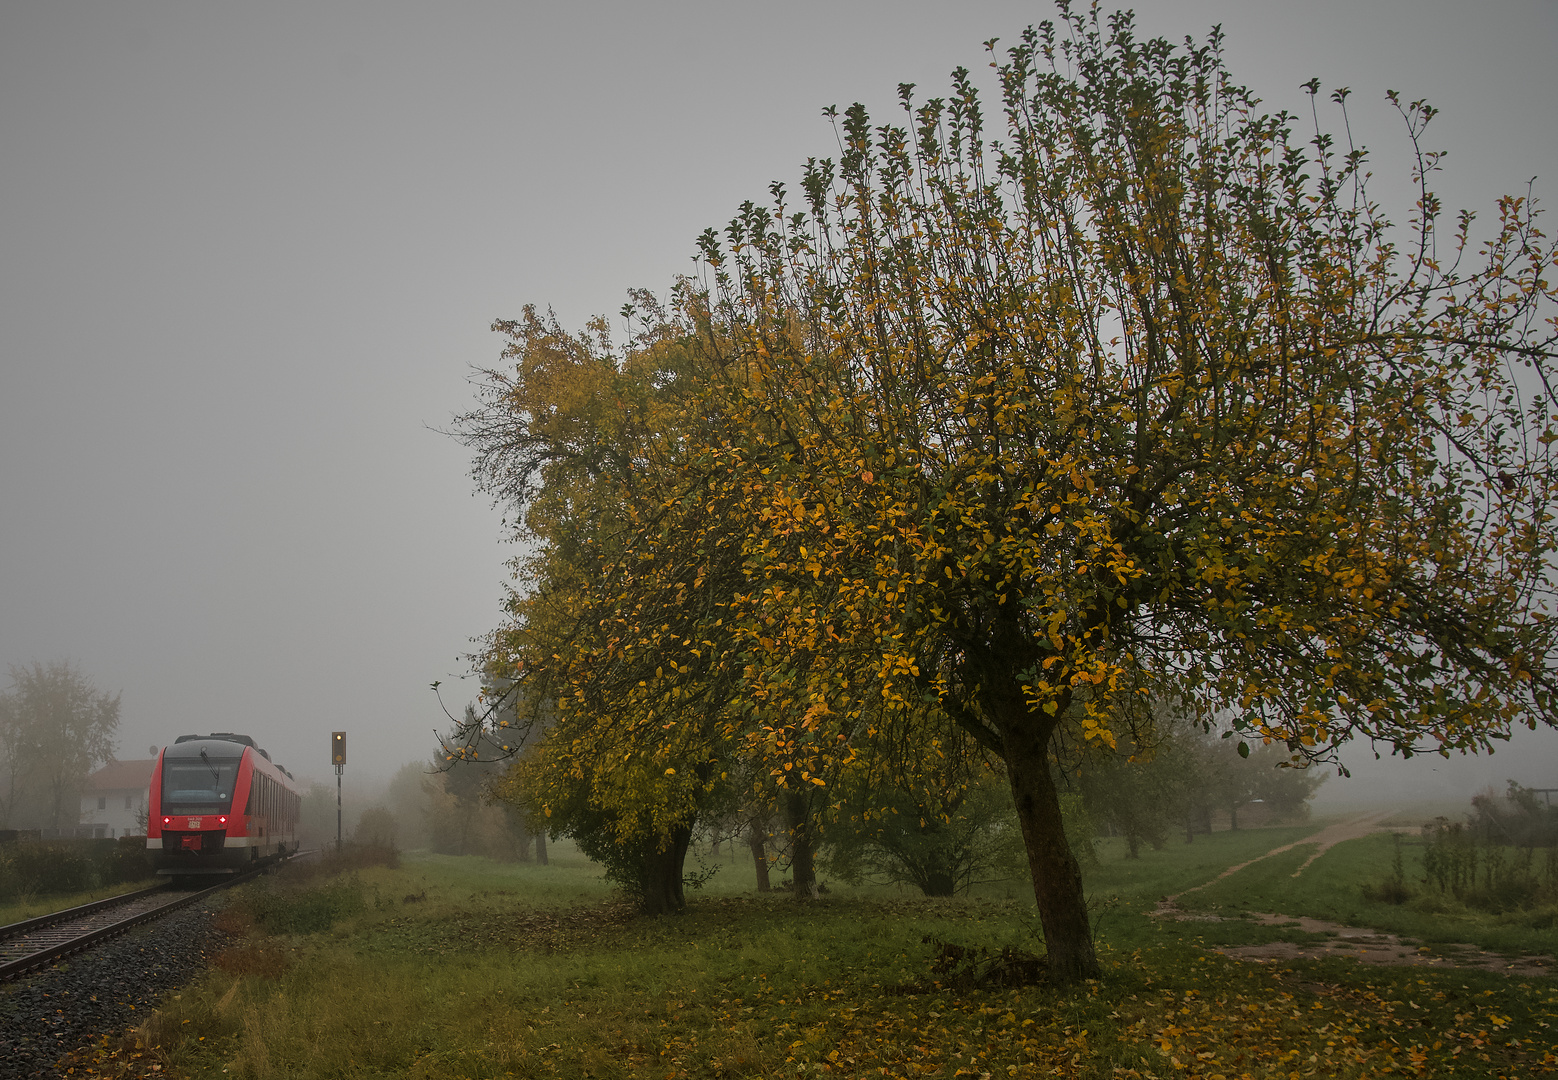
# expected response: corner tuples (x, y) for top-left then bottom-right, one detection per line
(639, 824), (692, 915)
(748, 818), (771, 892)
(534, 829), (548, 866)
(993, 691), (1101, 985)
(921, 869), (957, 897)
(783, 789), (817, 897)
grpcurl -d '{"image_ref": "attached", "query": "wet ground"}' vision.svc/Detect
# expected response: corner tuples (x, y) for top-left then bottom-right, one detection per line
(1154, 811), (1554, 977)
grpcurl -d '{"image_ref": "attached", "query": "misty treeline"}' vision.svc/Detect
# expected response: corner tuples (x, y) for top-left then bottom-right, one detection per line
(1078, 717), (1322, 856)
(448, 3), (1556, 985)
(303, 743), (544, 864)
(0, 660), (120, 833)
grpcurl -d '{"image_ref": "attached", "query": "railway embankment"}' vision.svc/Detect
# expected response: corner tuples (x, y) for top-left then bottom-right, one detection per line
(0, 891), (239, 1072)
(0, 896), (234, 1079)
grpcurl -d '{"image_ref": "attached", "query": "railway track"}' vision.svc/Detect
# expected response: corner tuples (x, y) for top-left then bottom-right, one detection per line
(0, 867), (269, 982)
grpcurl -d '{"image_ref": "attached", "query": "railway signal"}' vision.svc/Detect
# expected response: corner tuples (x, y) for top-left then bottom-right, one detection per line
(331, 730), (345, 851)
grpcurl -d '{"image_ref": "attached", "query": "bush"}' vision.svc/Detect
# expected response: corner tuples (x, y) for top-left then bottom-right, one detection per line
(1360, 832), (1413, 905)
(821, 771), (1031, 897)
(0, 837), (154, 901)
(1415, 794), (1558, 915)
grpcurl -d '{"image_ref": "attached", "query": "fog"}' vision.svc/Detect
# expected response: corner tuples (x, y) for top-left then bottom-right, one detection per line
(2, 1), (1555, 803)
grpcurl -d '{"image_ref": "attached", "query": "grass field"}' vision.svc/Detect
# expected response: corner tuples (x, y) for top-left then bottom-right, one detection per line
(60, 824), (1558, 1079)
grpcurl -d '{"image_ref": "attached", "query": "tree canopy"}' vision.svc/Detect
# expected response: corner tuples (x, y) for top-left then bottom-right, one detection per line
(0, 660), (121, 831)
(454, 5), (1556, 984)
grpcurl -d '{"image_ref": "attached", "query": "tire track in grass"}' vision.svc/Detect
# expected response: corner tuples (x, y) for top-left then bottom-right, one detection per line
(1158, 809), (1397, 914)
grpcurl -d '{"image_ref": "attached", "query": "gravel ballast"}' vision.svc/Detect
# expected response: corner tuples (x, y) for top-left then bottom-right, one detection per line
(0, 898), (232, 1079)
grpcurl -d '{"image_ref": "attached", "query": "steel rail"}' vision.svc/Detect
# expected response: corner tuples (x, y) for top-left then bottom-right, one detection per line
(0, 883), (172, 943)
(0, 863), (273, 982)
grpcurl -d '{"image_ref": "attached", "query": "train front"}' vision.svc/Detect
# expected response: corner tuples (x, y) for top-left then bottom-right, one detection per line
(147, 737), (249, 875)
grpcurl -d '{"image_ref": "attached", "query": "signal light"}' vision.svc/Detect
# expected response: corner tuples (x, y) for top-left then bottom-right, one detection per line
(331, 731), (346, 766)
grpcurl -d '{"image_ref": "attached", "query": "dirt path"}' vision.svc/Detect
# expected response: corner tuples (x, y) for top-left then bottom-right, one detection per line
(1154, 811), (1554, 976)
(1173, 809), (1398, 901)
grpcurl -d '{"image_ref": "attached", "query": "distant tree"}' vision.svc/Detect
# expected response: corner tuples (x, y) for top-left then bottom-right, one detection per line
(1192, 733), (1324, 829)
(298, 781), (339, 848)
(353, 805), (398, 848)
(0, 661), (119, 831)
(1078, 727), (1189, 858)
(0, 701), (22, 830)
(1081, 716), (1324, 851)
(430, 711), (535, 861)
(822, 766), (1029, 896)
(384, 760), (434, 850)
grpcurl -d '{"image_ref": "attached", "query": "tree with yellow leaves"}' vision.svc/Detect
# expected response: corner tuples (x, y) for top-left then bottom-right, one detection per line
(453, 296), (760, 913)
(456, 4), (1555, 983)
(695, 5), (1557, 982)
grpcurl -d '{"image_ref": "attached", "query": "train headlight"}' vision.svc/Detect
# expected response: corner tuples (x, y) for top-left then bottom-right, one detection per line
(162, 817), (171, 826)
(218, 816), (228, 825)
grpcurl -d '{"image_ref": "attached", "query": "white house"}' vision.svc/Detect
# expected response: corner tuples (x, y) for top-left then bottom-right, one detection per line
(78, 759), (155, 838)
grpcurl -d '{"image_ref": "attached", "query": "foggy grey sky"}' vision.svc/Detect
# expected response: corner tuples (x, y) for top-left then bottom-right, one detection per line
(3, 1), (1555, 800)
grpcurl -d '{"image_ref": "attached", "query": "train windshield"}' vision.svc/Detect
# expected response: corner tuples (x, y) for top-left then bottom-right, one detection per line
(162, 754), (240, 812)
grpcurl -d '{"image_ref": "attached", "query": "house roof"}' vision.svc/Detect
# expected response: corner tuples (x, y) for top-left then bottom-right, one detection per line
(84, 759), (155, 792)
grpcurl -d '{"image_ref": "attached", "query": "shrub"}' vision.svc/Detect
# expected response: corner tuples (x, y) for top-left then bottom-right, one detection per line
(1417, 797), (1558, 914)
(0, 837), (152, 901)
(821, 771), (1031, 897)
(1361, 832), (1414, 905)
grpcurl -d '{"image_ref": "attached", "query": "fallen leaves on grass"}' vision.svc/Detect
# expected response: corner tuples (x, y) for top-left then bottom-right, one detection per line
(54, 1030), (170, 1079)
(369, 897), (639, 957)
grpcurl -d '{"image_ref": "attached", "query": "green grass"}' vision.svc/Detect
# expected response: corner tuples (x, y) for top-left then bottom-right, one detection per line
(0, 876), (162, 926)
(93, 831), (1558, 1080)
(1086, 825), (1325, 903)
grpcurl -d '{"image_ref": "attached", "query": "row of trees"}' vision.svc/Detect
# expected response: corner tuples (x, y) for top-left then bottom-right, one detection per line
(298, 753), (543, 863)
(1080, 718), (1322, 857)
(0, 660), (120, 832)
(434, 702), (1319, 902)
(448, 6), (1556, 984)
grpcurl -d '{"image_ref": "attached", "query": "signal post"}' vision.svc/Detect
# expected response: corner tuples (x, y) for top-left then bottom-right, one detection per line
(331, 731), (345, 851)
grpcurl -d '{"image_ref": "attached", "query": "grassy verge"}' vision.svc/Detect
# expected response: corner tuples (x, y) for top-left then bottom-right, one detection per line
(79, 833), (1558, 1080)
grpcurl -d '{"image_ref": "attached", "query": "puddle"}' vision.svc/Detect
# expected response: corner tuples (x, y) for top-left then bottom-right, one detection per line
(1215, 913), (1553, 976)
(1149, 812), (1554, 976)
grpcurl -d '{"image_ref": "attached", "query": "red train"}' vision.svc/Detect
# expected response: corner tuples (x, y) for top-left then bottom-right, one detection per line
(147, 733), (301, 877)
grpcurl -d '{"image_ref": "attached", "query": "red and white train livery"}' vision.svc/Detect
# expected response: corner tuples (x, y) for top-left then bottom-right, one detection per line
(147, 733), (301, 876)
